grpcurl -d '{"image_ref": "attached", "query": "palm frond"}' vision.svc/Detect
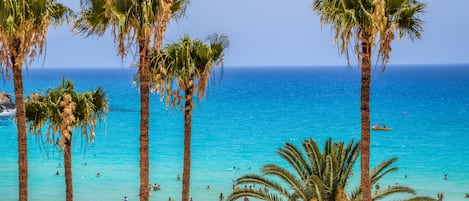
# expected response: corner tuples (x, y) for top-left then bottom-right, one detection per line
(0, 0), (72, 71)
(373, 185), (415, 200)
(303, 138), (324, 177)
(370, 157), (398, 183)
(263, 164), (307, 199)
(402, 196), (437, 201)
(229, 137), (430, 201)
(24, 80), (108, 151)
(236, 174), (291, 199)
(145, 34), (229, 108)
(228, 189), (284, 201)
(74, 0), (189, 57)
(277, 142), (312, 182)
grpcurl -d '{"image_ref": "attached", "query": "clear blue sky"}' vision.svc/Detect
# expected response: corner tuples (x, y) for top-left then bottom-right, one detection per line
(31, 0), (469, 68)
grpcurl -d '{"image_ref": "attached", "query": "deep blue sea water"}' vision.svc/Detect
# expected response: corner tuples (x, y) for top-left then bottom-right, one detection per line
(0, 65), (468, 201)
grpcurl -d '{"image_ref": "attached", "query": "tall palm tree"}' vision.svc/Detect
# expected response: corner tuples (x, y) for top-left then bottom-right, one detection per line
(0, 1), (72, 200)
(147, 34), (229, 201)
(311, 1), (425, 200)
(24, 80), (108, 201)
(74, 1), (186, 200)
(227, 138), (435, 201)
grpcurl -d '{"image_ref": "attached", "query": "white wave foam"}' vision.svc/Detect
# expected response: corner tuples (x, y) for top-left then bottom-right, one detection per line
(0, 109), (16, 117)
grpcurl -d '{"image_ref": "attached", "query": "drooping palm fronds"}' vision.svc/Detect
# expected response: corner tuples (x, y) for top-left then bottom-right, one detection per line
(25, 80), (108, 151)
(0, 0), (73, 72)
(75, 0), (187, 58)
(146, 33), (230, 109)
(312, 0), (424, 67)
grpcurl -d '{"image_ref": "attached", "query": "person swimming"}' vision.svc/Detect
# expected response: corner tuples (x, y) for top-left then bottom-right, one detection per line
(219, 193), (224, 201)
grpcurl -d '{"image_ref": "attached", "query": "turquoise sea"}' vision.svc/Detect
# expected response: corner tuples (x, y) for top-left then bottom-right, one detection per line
(0, 65), (468, 201)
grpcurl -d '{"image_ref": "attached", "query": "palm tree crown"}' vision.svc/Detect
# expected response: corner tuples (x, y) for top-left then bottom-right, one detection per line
(25, 80), (108, 149)
(313, 0), (425, 66)
(1, 0), (72, 72)
(227, 138), (435, 201)
(149, 33), (230, 107)
(75, 0), (187, 57)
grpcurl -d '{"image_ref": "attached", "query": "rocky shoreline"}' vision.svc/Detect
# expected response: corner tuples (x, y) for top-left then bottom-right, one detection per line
(0, 91), (16, 115)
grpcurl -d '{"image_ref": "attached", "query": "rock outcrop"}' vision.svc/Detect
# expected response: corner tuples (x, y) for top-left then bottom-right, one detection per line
(0, 91), (16, 114)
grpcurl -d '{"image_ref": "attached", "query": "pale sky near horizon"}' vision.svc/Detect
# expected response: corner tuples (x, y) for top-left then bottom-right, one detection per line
(30, 0), (469, 68)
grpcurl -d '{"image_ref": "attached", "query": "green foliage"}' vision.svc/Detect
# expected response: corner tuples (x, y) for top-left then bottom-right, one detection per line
(74, 0), (188, 57)
(312, 0), (425, 67)
(146, 33), (229, 109)
(24, 80), (108, 150)
(227, 138), (436, 201)
(0, 0), (72, 78)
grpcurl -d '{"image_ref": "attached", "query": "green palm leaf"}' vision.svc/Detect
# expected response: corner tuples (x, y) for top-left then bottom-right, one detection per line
(229, 138), (433, 201)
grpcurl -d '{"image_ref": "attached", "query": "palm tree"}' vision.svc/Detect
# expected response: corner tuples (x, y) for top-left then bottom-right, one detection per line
(24, 80), (108, 201)
(0, 1), (72, 200)
(311, 1), (425, 200)
(227, 138), (435, 201)
(74, 1), (186, 200)
(147, 34), (229, 201)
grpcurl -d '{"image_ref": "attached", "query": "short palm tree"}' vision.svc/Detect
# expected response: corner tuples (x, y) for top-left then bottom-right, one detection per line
(311, 1), (425, 200)
(74, 1), (186, 200)
(0, 1), (72, 200)
(227, 138), (435, 201)
(147, 33), (229, 201)
(24, 80), (108, 201)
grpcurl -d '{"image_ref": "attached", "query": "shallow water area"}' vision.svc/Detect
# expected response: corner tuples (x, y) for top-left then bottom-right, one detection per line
(1, 65), (468, 201)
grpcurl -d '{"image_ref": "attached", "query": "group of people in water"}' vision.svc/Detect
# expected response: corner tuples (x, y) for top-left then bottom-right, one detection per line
(54, 170), (100, 177)
(436, 192), (469, 200)
(121, 173), (469, 201)
(54, 162), (100, 177)
(231, 182), (269, 195)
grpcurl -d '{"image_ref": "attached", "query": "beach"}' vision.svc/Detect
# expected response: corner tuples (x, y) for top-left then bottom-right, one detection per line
(1, 65), (468, 200)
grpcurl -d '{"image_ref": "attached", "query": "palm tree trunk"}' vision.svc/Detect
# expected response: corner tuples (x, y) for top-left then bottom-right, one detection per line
(137, 2), (172, 201)
(64, 138), (73, 201)
(12, 53), (28, 201)
(360, 31), (372, 201)
(138, 36), (150, 201)
(182, 83), (194, 201)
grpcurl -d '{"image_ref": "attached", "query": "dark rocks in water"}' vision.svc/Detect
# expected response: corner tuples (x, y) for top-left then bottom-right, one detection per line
(0, 91), (16, 114)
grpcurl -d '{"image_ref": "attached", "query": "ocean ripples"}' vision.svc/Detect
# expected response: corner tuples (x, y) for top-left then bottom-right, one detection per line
(0, 116), (14, 126)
